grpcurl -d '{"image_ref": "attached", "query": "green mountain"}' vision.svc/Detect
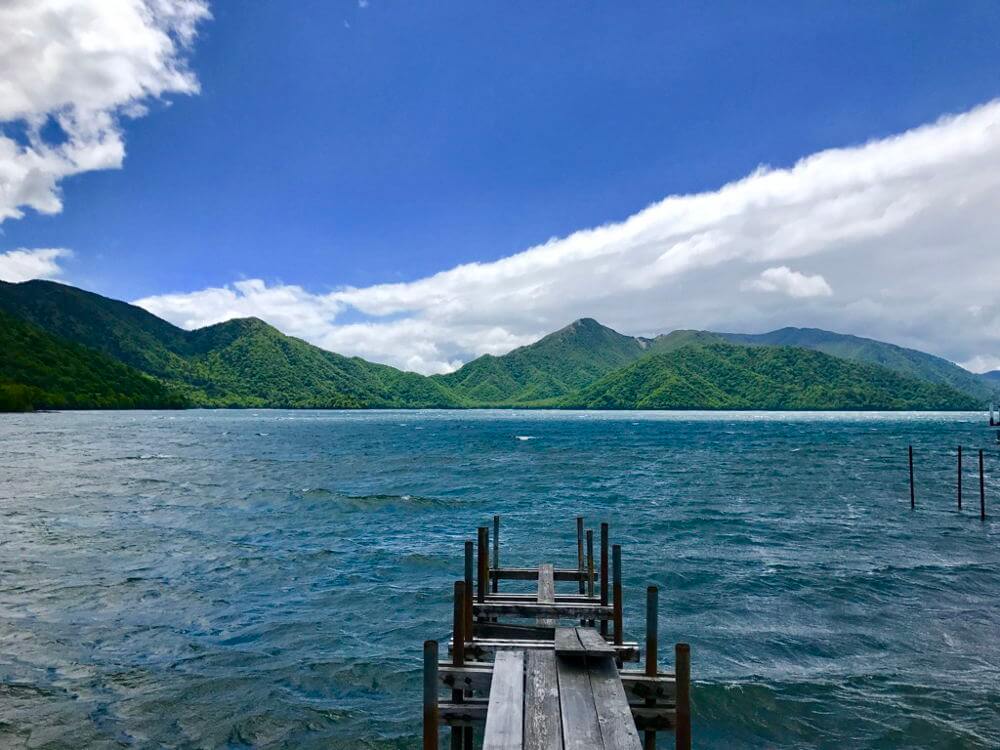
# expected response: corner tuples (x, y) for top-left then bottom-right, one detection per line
(717, 327), (993, 401)
(0, 310), (185, 411)
(433, 317), (650, 404)
(0, 279), (988, 411)
(0, 280), (456, 409)
(559, 341), (980, 410)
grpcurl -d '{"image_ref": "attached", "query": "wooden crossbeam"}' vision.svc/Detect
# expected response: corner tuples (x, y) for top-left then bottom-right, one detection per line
(438, 700), (678, 732)
(492, 567), (601, 582)
(450, 637), (641, 662)
(485, 593), (599, 603)
(474, 601), (613, 619)
(439, 661), (671, 701)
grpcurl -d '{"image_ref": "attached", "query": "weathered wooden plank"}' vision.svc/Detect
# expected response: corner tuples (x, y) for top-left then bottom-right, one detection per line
(494, 567), (600, 582)
(524, 649), (563, 750)
(438, 699), (677, 732)
(537, 564), (556, 628)
(475, 622), (555, 641)
(486, 592), (599, 603)
(554, 627), (584, 656)
(590, 656), (642, 750)
(556, 654), (603, 750)
(483, 650), (525, 750)
(474, 601), (612, 619)
(576, 627), (616, 657)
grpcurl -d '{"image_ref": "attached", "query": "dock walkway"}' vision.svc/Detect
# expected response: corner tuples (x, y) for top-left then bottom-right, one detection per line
(422, 516), (691, 749)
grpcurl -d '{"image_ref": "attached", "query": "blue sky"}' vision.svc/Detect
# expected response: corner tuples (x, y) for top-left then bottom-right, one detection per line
(3, 2), (1000, 372)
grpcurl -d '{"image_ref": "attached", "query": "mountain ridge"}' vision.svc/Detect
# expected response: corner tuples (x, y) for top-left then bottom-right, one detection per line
(0, 279), (992, 411)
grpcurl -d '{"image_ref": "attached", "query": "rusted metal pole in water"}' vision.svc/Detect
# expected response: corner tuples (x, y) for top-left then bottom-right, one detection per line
(423, 640), (439, 750)
(980, 449), (987, 521)
(958, 445), (963, 510)
(909, 445), (915, 510)
(451, 582), (465, 750)
(675, 643), (691, 750)
(600, 522), (609, 637)
(644, 585), (658, 750)
(492, 515), (499, 593)
(612, 544), (623, 646)
(477, 527), (487, 606)
(463, 541), (473, 639)
(576, 516), (585, 595)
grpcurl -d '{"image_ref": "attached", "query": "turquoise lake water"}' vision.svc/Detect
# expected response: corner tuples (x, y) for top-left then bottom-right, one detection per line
(0, 410), (998, 748)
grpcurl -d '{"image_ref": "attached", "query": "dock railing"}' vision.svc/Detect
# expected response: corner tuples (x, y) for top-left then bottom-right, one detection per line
(422, 515), (692, 749)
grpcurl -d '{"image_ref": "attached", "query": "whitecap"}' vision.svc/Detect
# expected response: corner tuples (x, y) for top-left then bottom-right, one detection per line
(515, 435), (536, 441)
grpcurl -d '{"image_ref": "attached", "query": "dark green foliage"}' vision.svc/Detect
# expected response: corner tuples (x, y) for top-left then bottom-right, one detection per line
(0, 280), (456, 409)
(718, 327), (993, 401)
(0, 311), (186, 411)
(434, 318), (649, 404)
(0, 280), (986, 411)
(560, 342), (980, 410)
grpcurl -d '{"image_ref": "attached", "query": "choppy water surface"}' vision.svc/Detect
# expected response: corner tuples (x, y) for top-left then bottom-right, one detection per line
(1, 410), (998, 748)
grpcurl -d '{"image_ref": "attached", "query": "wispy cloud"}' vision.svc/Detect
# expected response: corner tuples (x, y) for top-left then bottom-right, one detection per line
(137, 100), (1000, 375)
(0, 0), (210, 224)
(0, 248), (72, 283)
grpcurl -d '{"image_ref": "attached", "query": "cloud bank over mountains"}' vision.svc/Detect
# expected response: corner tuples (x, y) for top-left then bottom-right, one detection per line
(0, 4), (996, 376)
(136, 101), (1000, 375)
(0, 0), (209, 223)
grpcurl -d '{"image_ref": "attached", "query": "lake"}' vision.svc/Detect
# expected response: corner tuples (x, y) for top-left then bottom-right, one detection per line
(1, 410), (998, 748)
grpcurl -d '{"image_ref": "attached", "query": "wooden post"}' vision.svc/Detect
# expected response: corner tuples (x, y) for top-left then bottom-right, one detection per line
(451, 582), (465, 750)
(909, 445), (915, 510)
(464, 541), (474, 639)
(675, 643), (691, 750)
(477, 527), (487, 606)
(586, 530), (595, 596)
(452, 581), (465, 667)
(492, 515), (500, 593)
(612, 544), (623, 646)
(958, 445), (963, 511)
(576, 516), (585, 595)
(980, 448), (987, 521)
(600, 522), (609, 637)
(586, 529), (595, 626)
(644, 585), (658, 750)
(423, 640), (439, 750)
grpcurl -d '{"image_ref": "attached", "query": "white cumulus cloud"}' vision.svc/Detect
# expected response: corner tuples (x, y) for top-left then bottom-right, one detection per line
(136, 100), (1000, 375)
(0, 0), (210, 223)
(743, 266), (833, 298)
(0, 247), (72, 283)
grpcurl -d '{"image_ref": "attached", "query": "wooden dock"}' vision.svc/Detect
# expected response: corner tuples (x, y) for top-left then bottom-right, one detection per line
(423, 516), (691, 749)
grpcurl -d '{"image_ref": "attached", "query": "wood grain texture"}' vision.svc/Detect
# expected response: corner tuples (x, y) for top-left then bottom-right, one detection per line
(483, 650), (525, 750)
(524, 650), (563, 750)
(590, 655), (642, 750)
(556, 654), (603, 750)
(576, 627), (615, 657)
(537, 564), (556, 628)
(554, 627), (584, 656)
